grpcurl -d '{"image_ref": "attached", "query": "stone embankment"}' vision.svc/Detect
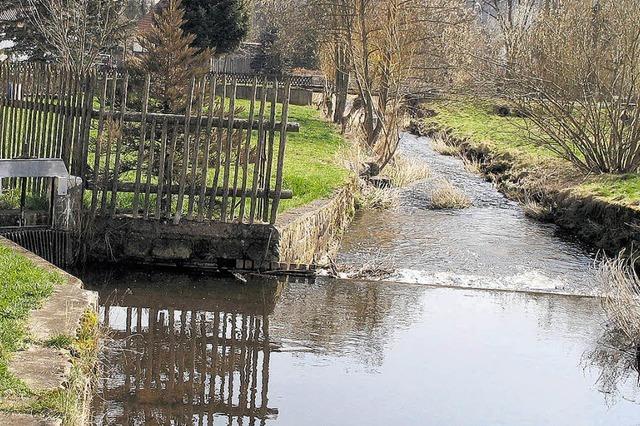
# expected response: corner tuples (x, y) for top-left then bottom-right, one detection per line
(0, 237), (98, 426)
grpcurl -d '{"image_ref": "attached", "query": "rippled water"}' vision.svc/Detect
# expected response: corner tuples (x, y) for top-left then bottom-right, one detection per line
(338, 133), (597, 295)
(85, 270), (639, 425)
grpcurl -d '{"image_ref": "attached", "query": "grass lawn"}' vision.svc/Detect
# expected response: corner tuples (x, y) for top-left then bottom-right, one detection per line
(278, 104), (350, 211)
(83, 101), (351, 216)
(423, 97), (640, 207)
(0, 245), (62, 395)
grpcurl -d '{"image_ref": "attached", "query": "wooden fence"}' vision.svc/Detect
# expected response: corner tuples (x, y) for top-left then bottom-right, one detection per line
(0, 63), (297, 225)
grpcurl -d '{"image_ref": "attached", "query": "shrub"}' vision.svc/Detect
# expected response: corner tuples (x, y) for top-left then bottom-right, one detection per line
(430, 180), (472, 209)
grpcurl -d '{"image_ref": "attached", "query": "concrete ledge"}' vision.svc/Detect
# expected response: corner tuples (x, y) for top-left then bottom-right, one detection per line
(0, 237), (98, 342)
(9, 347), (71, 391)
(88, 216), (279, 270)
(0, 236), (98, 423)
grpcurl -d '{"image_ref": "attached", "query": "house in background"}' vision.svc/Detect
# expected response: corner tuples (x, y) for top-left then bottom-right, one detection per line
(0, 8), (22, 62)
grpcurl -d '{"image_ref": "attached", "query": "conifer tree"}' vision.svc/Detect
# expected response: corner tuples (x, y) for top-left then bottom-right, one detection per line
(136, 0), (210, 113)
(0, 0), (51, 61)
(181, 0), (249, 54)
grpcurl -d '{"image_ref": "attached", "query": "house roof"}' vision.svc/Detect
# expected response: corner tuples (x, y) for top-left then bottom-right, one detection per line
(136, 0), (168, 34)
(0, 8), (21, 22)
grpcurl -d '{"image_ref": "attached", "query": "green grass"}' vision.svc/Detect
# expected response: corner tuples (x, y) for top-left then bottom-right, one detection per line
(2, 98), (350, 216)
(423, 98), (554, 160)
(0, 244), (97, 422)
(424, 97), (640, 207)
(232, 99), (350, 211)
(0, 245), (62, 396)
(279, 104), (350, 210)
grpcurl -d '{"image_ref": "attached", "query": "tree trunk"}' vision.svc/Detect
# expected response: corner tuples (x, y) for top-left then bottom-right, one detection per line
(333, 44), (349, 124)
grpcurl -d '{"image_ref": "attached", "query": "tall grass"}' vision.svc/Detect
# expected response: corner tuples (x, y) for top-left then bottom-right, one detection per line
(431, 132), (459, 156)
(356, 186), (398, 210)
(598, 253), (640, 344)
(385, 156), (431, 187)
(585, 253), (640, 401)
(431, 180), (472, 209)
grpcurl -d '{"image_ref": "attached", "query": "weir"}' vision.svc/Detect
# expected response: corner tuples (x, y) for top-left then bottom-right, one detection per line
(0, 64), (334, 272)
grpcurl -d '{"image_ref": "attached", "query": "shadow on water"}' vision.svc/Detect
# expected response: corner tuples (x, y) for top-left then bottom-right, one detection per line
(83, 267), (640, 425)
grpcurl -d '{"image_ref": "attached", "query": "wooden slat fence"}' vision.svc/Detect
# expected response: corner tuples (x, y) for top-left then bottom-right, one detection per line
(0, 63), (94, 200)
(0, 63), (297, 225)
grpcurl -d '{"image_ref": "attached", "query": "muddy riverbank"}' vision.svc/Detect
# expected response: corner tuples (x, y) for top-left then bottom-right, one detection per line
(408, 120), (640, 258)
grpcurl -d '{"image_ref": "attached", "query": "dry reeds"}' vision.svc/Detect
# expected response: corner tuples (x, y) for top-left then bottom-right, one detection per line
(357, 186), (398, 210)
(385, 155), (431, 187)
(431, 180), (472, 209)
(584, 253), (640, 400)
(431, 132), (459, 156)
(597, 253), (640, 344)
(460, 155), (483, 174)
(340, 142), (370, 175)
(522, 199), (553, 221)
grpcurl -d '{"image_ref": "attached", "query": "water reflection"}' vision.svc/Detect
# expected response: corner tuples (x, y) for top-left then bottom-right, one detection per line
(84, 270), (640, 425)
(91, 271), (281, 425)
(582, 328), (640, 405)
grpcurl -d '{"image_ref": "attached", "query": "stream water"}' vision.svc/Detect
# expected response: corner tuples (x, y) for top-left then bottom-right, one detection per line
(85, 134), (640, 425)
(338, 133), (596, 296)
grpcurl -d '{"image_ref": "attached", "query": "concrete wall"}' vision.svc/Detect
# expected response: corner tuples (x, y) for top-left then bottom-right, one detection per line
(275, 184), (356, 266)
(87, 216), (279, 270)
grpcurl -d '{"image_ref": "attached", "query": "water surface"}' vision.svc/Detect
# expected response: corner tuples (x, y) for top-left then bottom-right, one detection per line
(338, 133), (596, 295)
(86, 271), (640, 425)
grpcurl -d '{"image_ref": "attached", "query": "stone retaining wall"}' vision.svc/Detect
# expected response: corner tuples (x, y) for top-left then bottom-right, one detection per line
(275, 184), (356, 266)
(86, 184), (357, 271)
(86, 216), (279, 270)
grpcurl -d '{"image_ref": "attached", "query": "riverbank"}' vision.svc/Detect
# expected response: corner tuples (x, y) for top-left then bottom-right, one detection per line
(0, 238), (98, 425)
(409, 98), (640, 256)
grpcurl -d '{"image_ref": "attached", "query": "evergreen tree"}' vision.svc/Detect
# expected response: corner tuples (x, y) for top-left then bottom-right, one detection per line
(181, 0), (249, 54)
(135, 0), (210, 113)
(0, 0), (51, 61)
(251, 25), (290, 76)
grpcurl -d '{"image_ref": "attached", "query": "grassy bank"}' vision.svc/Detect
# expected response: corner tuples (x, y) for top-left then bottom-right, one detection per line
(0, 243), (98, 424)
(279, 104), (350, 211)
(0, 245), (60, 395)
(421, 98), (640, 208)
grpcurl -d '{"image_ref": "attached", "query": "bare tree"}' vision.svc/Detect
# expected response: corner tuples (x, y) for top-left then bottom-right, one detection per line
(314, 0), (467, 168)
(23, 0), (132, 73)
(478, 0), (540, 79)
(506, 0), (640, 174)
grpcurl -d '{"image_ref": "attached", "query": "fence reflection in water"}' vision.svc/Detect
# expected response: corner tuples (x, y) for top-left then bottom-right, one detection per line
(94, 285), (279, 425)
